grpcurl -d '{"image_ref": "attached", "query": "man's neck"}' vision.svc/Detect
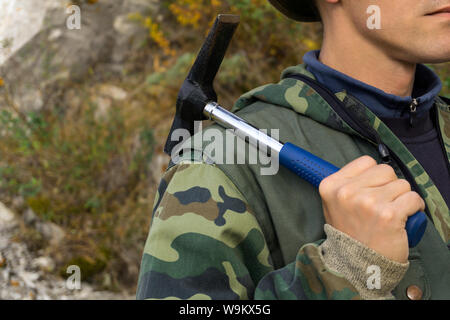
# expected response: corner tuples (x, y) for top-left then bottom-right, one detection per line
(319, 27), (417, 97)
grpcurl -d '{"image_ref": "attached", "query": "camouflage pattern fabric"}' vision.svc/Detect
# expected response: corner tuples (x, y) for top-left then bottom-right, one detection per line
(137, 161), (361, 300)
(137, 64), (450, 299)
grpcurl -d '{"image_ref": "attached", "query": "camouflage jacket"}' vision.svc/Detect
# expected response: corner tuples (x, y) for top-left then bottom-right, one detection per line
(137, 64), (450, 300)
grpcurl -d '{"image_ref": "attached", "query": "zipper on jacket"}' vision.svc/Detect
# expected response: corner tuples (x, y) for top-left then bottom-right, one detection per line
(287, 73), (433, 219)
(409, 98), (418, 127)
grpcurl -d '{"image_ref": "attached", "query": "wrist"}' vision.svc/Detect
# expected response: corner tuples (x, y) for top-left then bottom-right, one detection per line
(319, 224), (409, 300)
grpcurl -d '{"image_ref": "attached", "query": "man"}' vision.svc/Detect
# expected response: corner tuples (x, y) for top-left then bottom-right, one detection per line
(137, 0), (450, 299)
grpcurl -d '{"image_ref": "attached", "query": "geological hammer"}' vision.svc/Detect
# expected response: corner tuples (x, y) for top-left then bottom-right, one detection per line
(164, 14), (427, 247)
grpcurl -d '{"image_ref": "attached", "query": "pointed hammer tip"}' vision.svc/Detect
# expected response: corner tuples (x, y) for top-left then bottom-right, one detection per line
(217, 14), (240, 24)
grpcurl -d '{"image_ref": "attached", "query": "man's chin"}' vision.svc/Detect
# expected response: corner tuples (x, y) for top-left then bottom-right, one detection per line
(394, 51), (450, 65)
(418, 55), (450, 64)
(410, 47), (450, 64)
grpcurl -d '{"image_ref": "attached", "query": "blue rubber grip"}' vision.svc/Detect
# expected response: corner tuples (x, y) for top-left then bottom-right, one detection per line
(279, 142), (427, 248)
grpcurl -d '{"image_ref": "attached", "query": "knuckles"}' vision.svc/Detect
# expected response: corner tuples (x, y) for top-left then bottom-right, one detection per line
(397, 178), (412, 191)
(335, 183), (356, 203)
(378, 207), (396, 224)
(377, 163), (397, 180)
(359, 155), (377, 167)
(356, 193), (378, 213)
(318, 176), (335, 198)
(409, 191), (426, 209)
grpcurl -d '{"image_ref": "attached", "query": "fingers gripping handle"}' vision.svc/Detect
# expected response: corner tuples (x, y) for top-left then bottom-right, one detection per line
(279, 142), (427, 248)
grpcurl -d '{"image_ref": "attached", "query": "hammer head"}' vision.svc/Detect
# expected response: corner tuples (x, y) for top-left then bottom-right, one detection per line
(164, 14), (240, 155)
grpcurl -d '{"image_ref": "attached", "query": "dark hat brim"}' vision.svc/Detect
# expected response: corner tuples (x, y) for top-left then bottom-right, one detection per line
(268, 0), (320, 22)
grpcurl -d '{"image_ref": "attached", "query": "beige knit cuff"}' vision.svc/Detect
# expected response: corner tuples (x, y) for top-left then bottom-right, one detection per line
(319, 224), (409, 300)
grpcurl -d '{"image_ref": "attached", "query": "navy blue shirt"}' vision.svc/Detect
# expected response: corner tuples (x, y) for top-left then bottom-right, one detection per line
(303, 50), (450, 208)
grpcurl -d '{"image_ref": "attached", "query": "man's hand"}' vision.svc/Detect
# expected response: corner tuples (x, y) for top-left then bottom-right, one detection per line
(318, 155), (426, 263)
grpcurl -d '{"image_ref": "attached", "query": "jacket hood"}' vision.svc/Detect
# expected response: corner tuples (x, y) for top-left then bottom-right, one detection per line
(233, 64), (372, 141)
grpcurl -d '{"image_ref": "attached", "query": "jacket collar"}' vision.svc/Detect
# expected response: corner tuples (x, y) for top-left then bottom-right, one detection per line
(302, 50), (442, 120)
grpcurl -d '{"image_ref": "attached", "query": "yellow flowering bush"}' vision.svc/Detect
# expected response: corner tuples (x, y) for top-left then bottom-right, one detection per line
(144, 17), (175, 56)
